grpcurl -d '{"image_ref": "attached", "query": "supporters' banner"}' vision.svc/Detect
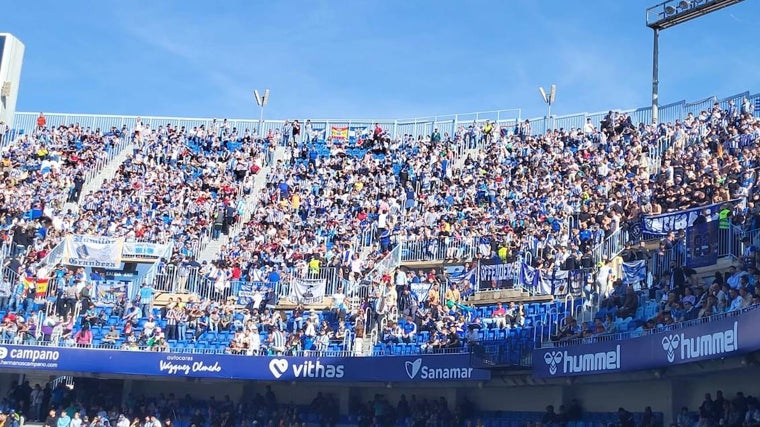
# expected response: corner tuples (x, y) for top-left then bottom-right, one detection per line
(23, 277), (49, 303)
(309, 123), (326, 141)
(443, 265), (476, 288)
(622, 260), (647, 286)
(237, 282), (267, 306)
(349, 125), (370, 143)
(478, 259), (518, 289)
(410, 281), (432, 301)
(538, 269), (569, 296)
(641, 200), (736, 236)
(0, 346), (490, 382)
(519, 266), (587, 297)
(519, 263), (538, 290)
(288, 278), (327, 305)
(330, 126), (348, 141)
(567, 270), (586, 297)
(63, 235), (124, 268)
(94, 281), (128, 304)
(686, 221), (719, 268)
(533, 307), (760, 378)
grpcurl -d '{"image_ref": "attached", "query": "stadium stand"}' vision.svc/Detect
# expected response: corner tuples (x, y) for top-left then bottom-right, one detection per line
(0, 93), (758, 372)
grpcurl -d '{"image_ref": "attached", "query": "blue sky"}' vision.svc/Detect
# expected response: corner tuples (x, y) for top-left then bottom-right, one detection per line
(2, 0), (759, 121)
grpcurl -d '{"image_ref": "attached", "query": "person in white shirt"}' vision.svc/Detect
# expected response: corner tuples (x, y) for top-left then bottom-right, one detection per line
(315, 329), (330, 352)
(332, 286), (346, 320)
(248, 327), (261, 355)
(303, 318), (316, 338)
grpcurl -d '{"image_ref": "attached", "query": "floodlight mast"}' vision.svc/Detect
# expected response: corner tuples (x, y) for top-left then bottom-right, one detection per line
(254, 89), (270, 135)
(645, 0), (744, 124)
(538, 84), (557, 131)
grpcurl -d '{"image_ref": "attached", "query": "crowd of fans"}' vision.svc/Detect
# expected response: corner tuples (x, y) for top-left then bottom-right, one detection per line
(0, 98), (757, 358)
(9, 376), (758, 427)
(68, 119), (267, 261)
(0, 117), (128, 261)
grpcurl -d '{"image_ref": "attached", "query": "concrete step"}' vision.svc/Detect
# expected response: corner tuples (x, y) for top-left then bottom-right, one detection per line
(78, 142), (134, 203)
(197, 146), (288, 262)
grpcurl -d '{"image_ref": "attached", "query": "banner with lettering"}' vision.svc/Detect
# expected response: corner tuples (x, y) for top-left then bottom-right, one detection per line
(0, 346), (489, 382)
(63, 235), (124, 268)
(330, 126), (349, 141)
(478, 259), (518, 289)
(533, 307), (760, 378)
(686, 221), (719, 268)
(288, 278), (327, 304)
(410, 281), (432, 301)
(641, 200), (737, 237)
(443, 265), (476, 288)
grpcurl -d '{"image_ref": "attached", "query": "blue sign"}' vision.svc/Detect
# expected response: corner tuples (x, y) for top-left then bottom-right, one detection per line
(0, 347), (490, 382)
(532, 308), (760, 378)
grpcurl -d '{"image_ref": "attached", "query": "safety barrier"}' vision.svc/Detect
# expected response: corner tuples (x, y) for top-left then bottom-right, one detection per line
(13, 92), (756, 145)
(364, 244), (403, 284)
(149, 264), (343, 303)
(400, 237), (480, 262)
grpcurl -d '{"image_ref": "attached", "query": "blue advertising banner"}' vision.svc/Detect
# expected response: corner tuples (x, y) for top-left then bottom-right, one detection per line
(0, 346), (490, 382)
(686, 221), (719, 268)
(533, 308), (760, 378)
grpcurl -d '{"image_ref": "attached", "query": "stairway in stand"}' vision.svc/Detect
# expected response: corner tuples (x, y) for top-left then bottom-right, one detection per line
(62, 141), (134, 213)
(197, 146), (289, 263)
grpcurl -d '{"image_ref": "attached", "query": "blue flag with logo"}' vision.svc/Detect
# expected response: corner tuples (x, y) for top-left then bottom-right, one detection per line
(519, 263), (538, 290)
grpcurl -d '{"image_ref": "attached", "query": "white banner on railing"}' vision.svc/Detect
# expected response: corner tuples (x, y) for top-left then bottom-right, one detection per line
(288, 278), (327, 305)
(63, 235), (124, 268)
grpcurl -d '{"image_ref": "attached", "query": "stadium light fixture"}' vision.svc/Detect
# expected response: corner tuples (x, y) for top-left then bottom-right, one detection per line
(538, 84), (556, 130)
(253, 89), (270, 135)
(645, 0), (744, 124)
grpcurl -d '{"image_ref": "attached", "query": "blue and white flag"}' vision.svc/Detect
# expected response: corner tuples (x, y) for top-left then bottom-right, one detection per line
(444, 265), (476, 287)
(538, 269), (569, 296)
(519, 263), (538, 290)
(622, 260), (647, 285)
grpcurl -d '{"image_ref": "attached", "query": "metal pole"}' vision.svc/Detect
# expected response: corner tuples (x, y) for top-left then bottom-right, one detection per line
(652, 28), (660, 125)
(258, 106), (265, 135)
(547, 103), (552, 131)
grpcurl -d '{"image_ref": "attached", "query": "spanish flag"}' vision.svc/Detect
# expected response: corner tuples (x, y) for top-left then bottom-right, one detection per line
(22, 277), (50, 302)
(330, 126), (348, 141)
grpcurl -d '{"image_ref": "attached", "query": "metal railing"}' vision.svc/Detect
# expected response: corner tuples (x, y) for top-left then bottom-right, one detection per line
(12, 91), (756, 143)
(590, 228), (629, 264)
(364, 243), (403, 284)
(150, 264), (342, 302)
(12, 110), (523, 142)
(400, 237), (480, 262)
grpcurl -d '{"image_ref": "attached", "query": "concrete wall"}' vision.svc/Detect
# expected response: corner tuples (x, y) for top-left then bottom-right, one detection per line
(0, 34), (24, 128)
